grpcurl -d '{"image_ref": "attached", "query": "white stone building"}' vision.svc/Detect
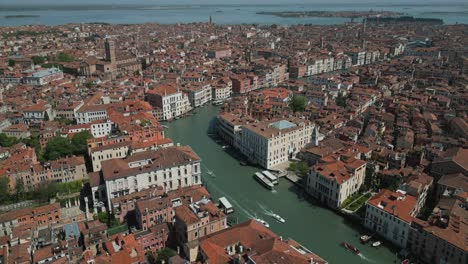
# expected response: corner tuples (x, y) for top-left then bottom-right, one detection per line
(306, 157), (366, 208)
(100, 146), (202, 209)
(239, 118), (315, 169)
(146, 85), (191, 121)
(364, 189), (418, 248)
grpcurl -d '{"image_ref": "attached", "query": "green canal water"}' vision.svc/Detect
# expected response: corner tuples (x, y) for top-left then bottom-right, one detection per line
(165, 105), (399, 264)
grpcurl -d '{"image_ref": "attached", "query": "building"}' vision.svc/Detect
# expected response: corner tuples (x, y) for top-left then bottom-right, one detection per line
(22, 68), (64, 86)
(146, 84), (191, 121)
(22, 103), (54, 125)
(55, 101), (84, 120)
(101, 146), (202, 209)
(3, 123), (31, 138)
(431, 148), (468, 177)
(207, 48), (232, 59)
(174, 200), (227, 262)
(199, 219), (328, 264)
(436, 173), (467, 200)
(134, 222), (170, 253)
(75, 104), (109, 124)
(82, 39), (142, 79)
(239, 118), (315, 169)
(0, 203), (61, 236)
(408, 196), (467, 264)
(181, 83), (212, 108)
(211, 78), (232, 104)
(306, 155), (366, 208)
(364, 189), (418, 248)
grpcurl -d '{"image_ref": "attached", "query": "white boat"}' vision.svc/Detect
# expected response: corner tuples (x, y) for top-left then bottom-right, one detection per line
(255, 218), (270, 228)
(222, 145), (229, 149)
(254, 172), (274, 190)
(262, 170), (278, 185)
(372, 241), (381, 247)
(270, 213), (285, 223)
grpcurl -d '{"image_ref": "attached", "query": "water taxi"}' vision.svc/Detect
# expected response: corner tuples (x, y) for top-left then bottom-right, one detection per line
(255, 218), (270, 228)
(270, 213), (285, 223)
(342, 242), (360, 255)
(254, 172), (274, 190)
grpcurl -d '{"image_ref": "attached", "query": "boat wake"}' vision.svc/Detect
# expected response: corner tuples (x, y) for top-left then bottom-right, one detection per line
(204, 178), (255, 219)
(202, 164), (216, 178)
(358, 253), (375, 263)
(257, 202), (275, 216)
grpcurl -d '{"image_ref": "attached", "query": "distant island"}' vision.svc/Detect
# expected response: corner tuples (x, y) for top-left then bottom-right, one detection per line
(5, 15), (40, 19)
(366, 16), (443, 24)
(257, 11), (403, 18)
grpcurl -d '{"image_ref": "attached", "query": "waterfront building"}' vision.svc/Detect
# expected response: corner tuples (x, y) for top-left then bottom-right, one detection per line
(239, 118), (315, 169)
(364, 189), (418, 248)
(100, 146), (202, 209)
(146, 84), (192, 121)
(306, 155), (366, 208)
(199, 219), (328, 264)
(174, 200), (227, 262)
(211, 77), (232, 104)
(408, 196), (467, 264)
(181, 82), (212, 108)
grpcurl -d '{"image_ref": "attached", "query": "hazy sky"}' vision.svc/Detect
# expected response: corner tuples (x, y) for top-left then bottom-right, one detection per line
(2, 0), (466, 5)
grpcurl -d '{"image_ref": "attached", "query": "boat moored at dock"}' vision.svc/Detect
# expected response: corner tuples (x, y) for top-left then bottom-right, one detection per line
(254, 172), (274, 190)
(262, 170), (278, 185)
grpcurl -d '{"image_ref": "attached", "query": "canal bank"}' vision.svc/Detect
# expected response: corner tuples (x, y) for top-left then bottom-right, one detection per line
(165, 104), (399, 264)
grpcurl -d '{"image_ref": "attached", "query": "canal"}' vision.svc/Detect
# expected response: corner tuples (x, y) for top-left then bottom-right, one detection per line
(165, 105), (398, 264)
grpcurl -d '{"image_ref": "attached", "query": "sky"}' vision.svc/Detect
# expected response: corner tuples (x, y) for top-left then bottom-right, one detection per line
(2, 0), (466, 5)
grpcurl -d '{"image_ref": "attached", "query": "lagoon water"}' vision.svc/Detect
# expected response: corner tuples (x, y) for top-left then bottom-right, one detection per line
(0, 2), (467, 26)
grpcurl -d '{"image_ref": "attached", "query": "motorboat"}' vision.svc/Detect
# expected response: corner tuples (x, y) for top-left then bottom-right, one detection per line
(342, 242), (360, 255)
(372, 241), (381, 247)
(270, 213), (285, 223)
(360, 234), (372, 243)
(255, 218), (270, 228)
(401, 260), (410, 264)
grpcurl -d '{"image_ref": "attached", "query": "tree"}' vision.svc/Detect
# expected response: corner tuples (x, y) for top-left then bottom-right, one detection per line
(8, 59), (15, 67)
(0, 177), (10, 203)
(32, 56), (45, 65)
(43, 136), (74, 160)
(71, 131), (92, 156)
(287, 161), (309, 178)
(335, 93), (347, 108)
(57, 52), (74, 62)
(155, 248), (177, 264)
(14, 178), (25, 202)
(289, 95), (308, 113)
(0, 133), (19, 147)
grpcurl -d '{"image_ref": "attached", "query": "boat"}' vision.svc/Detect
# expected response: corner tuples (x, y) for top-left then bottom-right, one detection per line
(254, 172), (274, 190)
(401, 260), (409, 264)
(218, 197), (234, 214)
(342, 242), (360, 255)
(262, 170), (279, 185)
(360, 234), (372, 243)
(372, 241), (381, 247)
(270, 213), (285, 223)
(240, 161), (248, 166)
(222, 145), (229, 149)
(255, 218), (270, 228)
